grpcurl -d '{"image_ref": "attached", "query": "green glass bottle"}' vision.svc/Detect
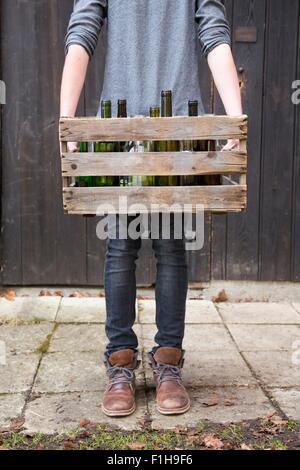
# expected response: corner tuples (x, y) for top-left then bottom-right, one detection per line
(117, 100), (131, 187)
(142, 106), (160, 186)
(159, 90), (178, 186)
(204, 138), (221, 185)
(94, 100), (116, 187)
(197, 114), (220, 186)
(180, 100), (199, 185)
(76, 141), (94, 187)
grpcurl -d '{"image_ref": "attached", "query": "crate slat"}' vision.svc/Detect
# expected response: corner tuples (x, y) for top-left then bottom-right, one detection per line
(60, 115), (248, 142)
(62, 150), (247, 177)
(60, 115), (248, 214)
(63, 185), (247, 214)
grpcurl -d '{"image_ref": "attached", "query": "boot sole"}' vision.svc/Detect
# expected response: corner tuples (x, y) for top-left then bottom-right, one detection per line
(156, 400), (191, 415)
(101, 403), (136, 417)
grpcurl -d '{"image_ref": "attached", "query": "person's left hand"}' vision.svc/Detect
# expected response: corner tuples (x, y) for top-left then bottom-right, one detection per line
(221, 138), (240, 151)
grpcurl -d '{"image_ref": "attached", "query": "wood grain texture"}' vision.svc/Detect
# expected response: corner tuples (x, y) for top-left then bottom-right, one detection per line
(259, 0), (298, 280)
(224, 0), (265, 281)
(84, 20), (108, 286)
(63, 186), (247, 214)
(62, 150), (247, 176)
(210, 0), (233, 281)
(188, 51), (214, 283)
(59, 115), (248, 142)
(292, 3), (300, 281)
(2, 0), (299, 285)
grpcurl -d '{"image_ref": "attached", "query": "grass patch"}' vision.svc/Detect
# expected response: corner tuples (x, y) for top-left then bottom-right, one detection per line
(0, 419), (299, 450)
(219, 424), (244, 445)
(35, 324), (58, 354)
(0, 317), (46, 326)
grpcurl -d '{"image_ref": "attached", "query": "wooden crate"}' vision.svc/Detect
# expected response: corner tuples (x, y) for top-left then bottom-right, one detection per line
(59, 115), (248, 215)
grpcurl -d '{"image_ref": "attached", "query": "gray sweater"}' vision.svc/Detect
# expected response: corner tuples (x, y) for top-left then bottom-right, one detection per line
(65, 0), (231, 117)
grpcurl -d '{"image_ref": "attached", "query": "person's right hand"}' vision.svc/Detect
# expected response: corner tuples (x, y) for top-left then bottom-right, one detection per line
(68, 142), (79, 152)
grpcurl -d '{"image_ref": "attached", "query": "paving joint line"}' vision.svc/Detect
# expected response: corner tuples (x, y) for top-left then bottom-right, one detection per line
(139, 325), (152, 431)
(20, 322), (58, 421)
(53, 297), (63, 322)
(290, 303), (300, 318)
(214, 303), (289, 420)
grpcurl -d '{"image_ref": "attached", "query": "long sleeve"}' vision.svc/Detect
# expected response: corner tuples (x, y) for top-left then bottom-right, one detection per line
(195, 0), (231, 58)
(65, 0), (107, 59)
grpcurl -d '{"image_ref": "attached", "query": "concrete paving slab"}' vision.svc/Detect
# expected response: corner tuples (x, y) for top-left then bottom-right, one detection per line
(183, 351), (256, 387)
(243, 351), (300, 387)
(143, 349), (256, 388)
(270, 388), (300, 421)
(292, 303), (300, 317)
(228, 324), (300, 351)
(56, 298), (106, 323)
(49, 324), (107, 353)
(218, 303), (300, 324)
(0, 394), (26, 428)
(0, 324), (53, 355)
(138, 299), (221, 324)
(149, 386), (274, 429)
(0, 297), (60, 322)
(24, 390), (148, 434)
(141, 324), (237, 352)
(33, 351), (105, 393)
(33, 350), (145, 394)
(0, 354), (41, 393)
(49, 324), (142, 353)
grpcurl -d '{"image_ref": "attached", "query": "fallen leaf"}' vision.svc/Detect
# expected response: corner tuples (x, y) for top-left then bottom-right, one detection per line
(212, 289), (228, 303)
(64, 441), (77, 450)
(3, 289), (16, 301)
(9, 417), (25, 432)
(263, 410), (276, 422)
(54, 291), (64, 297)
(223, 442), (233, 450)
(69, 291), (84, 298)
(79, 419), (90, 427)
(137, 413), (151, 428)
(174, 425), (185, 435)
(224, 399), (235, 407)
(39, 290), (52, 297)
(202, 393), (219, 407)
(0, 427), (10, 433)
(36, 444), (45, 451)
(240, 443), (252, 450)
(203, 434), (224, 449)
(128, 442), (146, 450)
(78, 430), (91, 438)
(271, 419), (288, 427)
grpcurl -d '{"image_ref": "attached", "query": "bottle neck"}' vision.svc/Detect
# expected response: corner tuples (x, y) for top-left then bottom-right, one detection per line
(189, 101), (198, 116)
(161, 95), (172, 117)
(101, 102), (112, 119)
(150, 107), (160, 118)
(118, 103), (127, 118)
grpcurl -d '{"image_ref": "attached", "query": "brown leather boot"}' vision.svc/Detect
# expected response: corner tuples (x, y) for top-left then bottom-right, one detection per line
(148, 347), (190, 415)
(102, 349), (139, 417)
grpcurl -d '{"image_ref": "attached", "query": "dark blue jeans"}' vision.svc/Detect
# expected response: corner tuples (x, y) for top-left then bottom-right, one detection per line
(104, 214), (188, 354)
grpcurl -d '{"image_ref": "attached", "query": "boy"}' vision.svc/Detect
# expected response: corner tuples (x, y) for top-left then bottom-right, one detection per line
(61, 0), (242, 417)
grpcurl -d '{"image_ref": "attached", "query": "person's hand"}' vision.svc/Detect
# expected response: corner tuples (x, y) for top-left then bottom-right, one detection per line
(67, 142), (79, 152)
(221, 138), (240, 151)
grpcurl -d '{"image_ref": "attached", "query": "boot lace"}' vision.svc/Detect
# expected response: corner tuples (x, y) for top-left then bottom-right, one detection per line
(107, 366), (135, 388)
(153, 364), (182, 385)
